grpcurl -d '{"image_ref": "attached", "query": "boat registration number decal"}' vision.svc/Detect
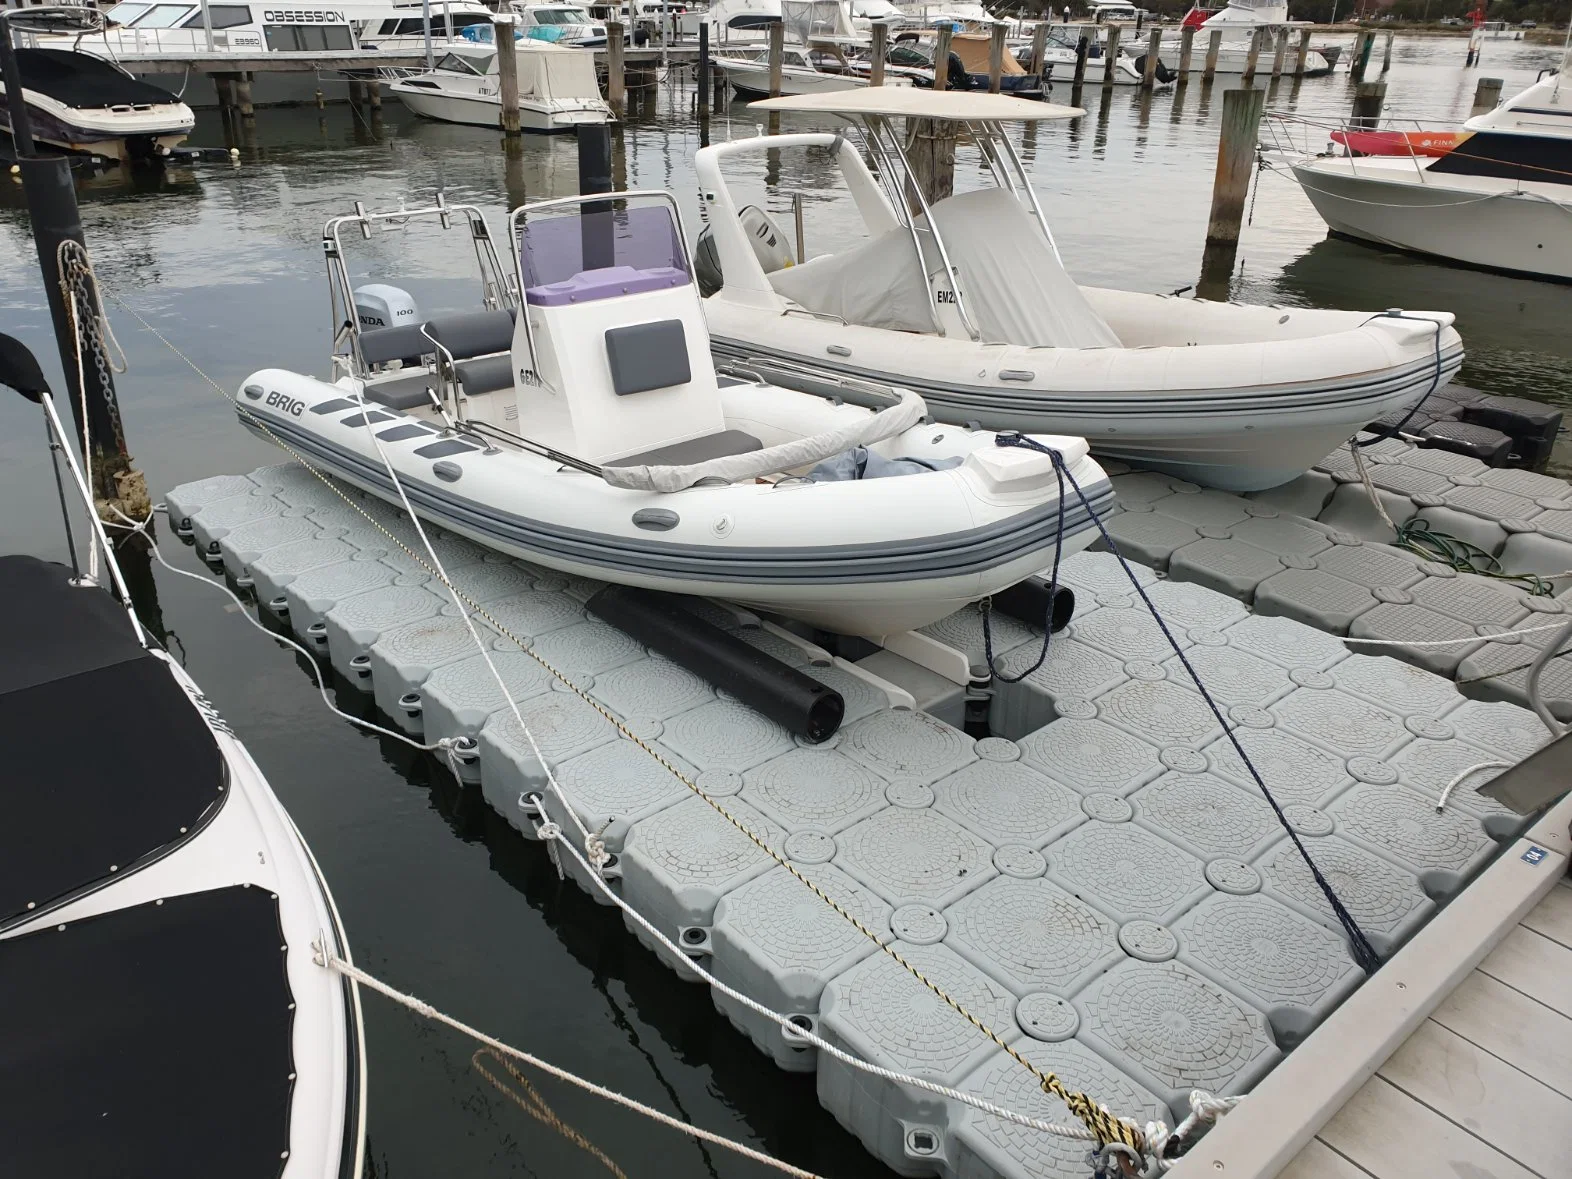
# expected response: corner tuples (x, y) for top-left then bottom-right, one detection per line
(266, 391), (307, 417)
(936, 289), (962, 304)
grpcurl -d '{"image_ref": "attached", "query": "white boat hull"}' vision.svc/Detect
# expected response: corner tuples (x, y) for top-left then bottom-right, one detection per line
(390, 83), (609, 130)
(237, 369), (1112, 635)
(705, 289), (1462, 491)
(718, 58), (869, 97)
(1193, 40), (1332, 76)
(1291, 159), (1572, 282)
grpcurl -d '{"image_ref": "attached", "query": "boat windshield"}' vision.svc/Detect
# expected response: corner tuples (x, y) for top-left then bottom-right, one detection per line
(436, 50), (492, 73)
(520, 201), (691, 306)
(105, 2), (151, 24)
(125, 3), (196, 27)
(531, 7), (593, 23)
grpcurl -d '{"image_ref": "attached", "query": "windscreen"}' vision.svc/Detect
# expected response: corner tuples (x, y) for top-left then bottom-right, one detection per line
(520, 202), (690, 305)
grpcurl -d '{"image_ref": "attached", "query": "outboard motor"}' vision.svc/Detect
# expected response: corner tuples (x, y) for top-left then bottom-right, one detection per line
(692, 205), (795, 297)
(353, 284), (420, 332)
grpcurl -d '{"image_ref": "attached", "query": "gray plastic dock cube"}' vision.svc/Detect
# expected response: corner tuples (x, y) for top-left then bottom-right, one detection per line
(529, 619), (647, 678)
(1167, 538), (1285, 603)
(187, 491), (288, 556)
(1056, 550), (1157, 598)
(987, 637), (1126, 740)
(920, 606), (1038, 679)
(1130, 771), (1282, 861)
(473, 589), (585, 648)
(1142, 578), (1249, 631)
(1203, 728), (1355, 810)
(1326, 780), (1496, 900)
(1018, 718), (1164, 796)
(1171, 892), (1363, 1049)
(711, 862), (890, 1072)
(476, 687), (620, 830)
(1044, 819), (1207, 925)
(1071, 602), (1191, 663)
(1245, 470), (1335, 520)
(818, 941), (1017, 1176)
(1095, 679), (1224, 749)
(1310, 542), (1425, 591)
(218, 512), (326, 579)
(1330, 653), (1463, 718)
(1159, 645), (1292, 709)
(1098, 507), (1201, 570)
(1074, 958), (1280, 1112)
(1386, 738), (1529, 837)
(660, 697), (796, 773)
(247, 537), (364, 608)
(1223, 613), (1349, 671)
(419, 649), (555, 775)
(1253, 568), (1376, 634)
(369, 614), (497, 732)
(1345, 603), (1484, 677)
(946, 875), (1122, 997)
(164, 474), (260, 535)
(1254, 834), (1433, 958)
(835, 807), (996, 909)
(589, 654), (714, 722)
(282, 556), (407, 644)
(741, 745), (890, 834)
(837, 709), (976, 784)
(930, 760), (1083, 849)
(1271, 686), (1410, 760)
(323, 584), (453, 681)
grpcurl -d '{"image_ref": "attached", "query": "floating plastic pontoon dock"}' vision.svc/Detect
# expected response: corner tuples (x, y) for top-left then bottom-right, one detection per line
(163, 430), (1572, 1179)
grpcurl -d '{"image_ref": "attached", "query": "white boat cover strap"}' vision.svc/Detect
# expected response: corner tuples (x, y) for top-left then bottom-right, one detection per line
(600, 387), (927, 491)
(768, 187), (1122, 350)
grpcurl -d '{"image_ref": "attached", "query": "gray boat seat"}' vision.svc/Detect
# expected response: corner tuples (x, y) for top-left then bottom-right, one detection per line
(423, 309), (517, 362)
(358, 322), (432, 368)
(605, 429), (763, 468)
(454, 353), (515, 397)
(363, 371), (438, 411)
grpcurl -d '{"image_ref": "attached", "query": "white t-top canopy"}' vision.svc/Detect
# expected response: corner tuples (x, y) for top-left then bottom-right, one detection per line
(748, 89), (1083, 121)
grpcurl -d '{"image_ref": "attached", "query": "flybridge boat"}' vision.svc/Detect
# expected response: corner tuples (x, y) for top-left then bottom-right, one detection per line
(1178, 0), (1333, 76)
(389, 39), (612, 130)
(238, 196), (1110, 635)
(717, 0), (913, 97)
(1280, 61), (1572, 282)
(0, 335), (364, 1179)
(693, 89), (1464, 492)
(0, 46), (193, 163)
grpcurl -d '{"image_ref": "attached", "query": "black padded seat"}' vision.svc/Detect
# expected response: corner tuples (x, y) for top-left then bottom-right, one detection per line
(363, 372), (437, 411)
(359, 322), (432, 368)
(423, 309), (517, 361)
(455, 354), (514, 397)
(605, 429), (763, 468)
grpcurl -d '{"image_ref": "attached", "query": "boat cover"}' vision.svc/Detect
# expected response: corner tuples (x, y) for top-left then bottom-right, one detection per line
(12, 48), (179, 109)
(0, 886), (296, 1178)
(600, 387), (926, 491)
(770, 186), (1121, 349)
(0, 556), (225, 926)
(518, 44), (601, 102)
(951, 33), (1028, 76)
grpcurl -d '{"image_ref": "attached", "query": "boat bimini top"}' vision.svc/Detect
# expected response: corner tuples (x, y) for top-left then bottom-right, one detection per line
(241, 191), (1111, 634)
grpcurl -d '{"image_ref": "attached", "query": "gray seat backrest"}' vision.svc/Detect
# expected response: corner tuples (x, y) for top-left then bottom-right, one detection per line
(358, 322), (432, 368)
(604, 319), (692, 396)
(423, 308), (518, 362)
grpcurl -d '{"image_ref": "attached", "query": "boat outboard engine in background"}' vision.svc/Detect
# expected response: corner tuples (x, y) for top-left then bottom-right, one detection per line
(693, 205), (796, 296)
(354, 284), (420, 332)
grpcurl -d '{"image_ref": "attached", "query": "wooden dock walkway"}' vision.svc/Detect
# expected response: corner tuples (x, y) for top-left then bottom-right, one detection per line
(1173, 791), (1572, 1179)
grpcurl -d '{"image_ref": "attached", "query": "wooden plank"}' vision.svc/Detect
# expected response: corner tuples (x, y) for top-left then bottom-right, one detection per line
(1280, 1138), (1376, 1179)
(1380, 1021), (1572, 1178)
(1520, 874), (1572, 949)
(1318, 1075), (1538, 1179)
(1480, 925), (1572, 1015)
(1432, 972), (1572, 1099)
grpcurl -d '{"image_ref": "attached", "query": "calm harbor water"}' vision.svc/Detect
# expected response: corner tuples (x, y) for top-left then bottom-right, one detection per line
(1, 32), (1569, 1179)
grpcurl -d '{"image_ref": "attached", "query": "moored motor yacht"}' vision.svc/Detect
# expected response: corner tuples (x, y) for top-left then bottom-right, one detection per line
(0, 45), (193, 163)
(693, 89), (1464, 492)
(389, 38), (611, 130)
(1178, 0), (1333, 76)
(0, 333), (365, 1179)
(238, 195), (1110, 635)
(1281, 59), (1572, 282)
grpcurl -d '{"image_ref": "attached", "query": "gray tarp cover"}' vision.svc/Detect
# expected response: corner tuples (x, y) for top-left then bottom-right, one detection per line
(600, 388), (927, 492)
(768, 187), (1122, 350)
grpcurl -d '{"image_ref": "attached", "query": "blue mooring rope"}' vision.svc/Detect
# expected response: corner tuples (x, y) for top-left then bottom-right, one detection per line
(989, 433), (1384, 976)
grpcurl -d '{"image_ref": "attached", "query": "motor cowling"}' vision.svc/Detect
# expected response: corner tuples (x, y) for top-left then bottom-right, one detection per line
(353, 284), (420, 331)
(693, 205), (796, 297)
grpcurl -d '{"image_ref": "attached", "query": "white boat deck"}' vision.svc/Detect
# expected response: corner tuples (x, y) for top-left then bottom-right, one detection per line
(1284, 873), (1572, 1179)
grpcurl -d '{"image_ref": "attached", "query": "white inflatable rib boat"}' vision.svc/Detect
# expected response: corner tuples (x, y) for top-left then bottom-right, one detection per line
(693, 89), (1465, 492)
(240, 195), (1110, 635)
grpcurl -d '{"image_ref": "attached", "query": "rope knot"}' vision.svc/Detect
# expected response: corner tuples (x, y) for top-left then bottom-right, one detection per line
(586, 834), (610, 870)
(537, 820), (562, 842)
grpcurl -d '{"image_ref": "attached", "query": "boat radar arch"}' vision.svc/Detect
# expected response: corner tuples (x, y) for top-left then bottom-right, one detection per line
(748, 87), (1082, 120)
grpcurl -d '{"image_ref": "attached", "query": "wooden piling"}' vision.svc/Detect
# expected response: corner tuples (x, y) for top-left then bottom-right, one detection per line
(1270, 25), (1287, 77)
(495, 14), (521, 135)
(988, 23), (1005, 94)
(1242, 27), (1263, 82)
(1141, 27), (1160, 89)
(1103, 25), (1120, 86)
(607, 21), (626, 107)
(697, 20), (710, 105)
(1030, 22), (1048, 81)
(933, 24), (952, 93)
(1351, 79), (1386, 129)
(214, 72), (237, 112)
(1205, 84), (1266, 251)
(347, 79), (364, 106)
(1382, 30), (1393, 72)
(235, 72), (255, 119)
(1204, 28), (1222, 80)
(366, 80), (381, 110)
(907, 119), (957, 208)
(1352, 29), (1373, 81)
(1073, 30), (1089, 87)
(767, 20), (783, 98)
(869, 21), (887, 86)
(1294, 27), (1311, 76)
(1472, 76), (1503, 117)
(1177, 25), (1195, 84)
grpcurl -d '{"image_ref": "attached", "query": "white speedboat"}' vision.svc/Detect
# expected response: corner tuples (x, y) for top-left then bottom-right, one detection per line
(514, 2), (607, 46)
(717, 0), (910, 98)
(1177, 0), (1332, 76)
(390, 40), (612, 130)
(694, 89), (1464, 492)
(1284, 62), (1572, 282)
(1012, 23), (1149, 86)
(0, 335), (364, 1179)
(0, 46), (192, 163)
(238, 196), (1110, 635)
(704, 0), (782, 48)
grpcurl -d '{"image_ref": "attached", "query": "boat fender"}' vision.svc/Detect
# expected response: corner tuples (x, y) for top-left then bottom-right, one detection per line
(587, 585), (845, 742)
(989, 577), (1076, 634)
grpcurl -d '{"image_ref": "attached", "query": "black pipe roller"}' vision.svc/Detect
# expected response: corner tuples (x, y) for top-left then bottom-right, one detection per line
(989, 577), (1076, 634)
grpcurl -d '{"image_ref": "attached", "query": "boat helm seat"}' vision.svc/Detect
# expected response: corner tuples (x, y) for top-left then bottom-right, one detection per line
(423, 308), (519, 397)
(358, 322), (432, 370)
(362, 372), (439, 411)
(605, 429), (764, 469)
